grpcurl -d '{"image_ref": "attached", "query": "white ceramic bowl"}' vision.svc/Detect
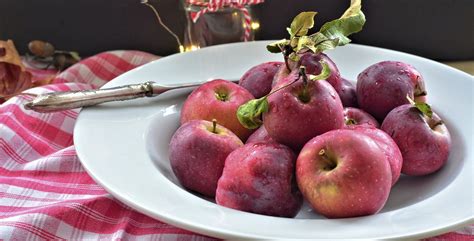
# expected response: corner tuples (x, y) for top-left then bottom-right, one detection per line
(75, 41), (474, 239)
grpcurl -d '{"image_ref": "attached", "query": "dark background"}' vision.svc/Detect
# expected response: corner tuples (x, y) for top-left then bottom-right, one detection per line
(1, 0), (473, 60)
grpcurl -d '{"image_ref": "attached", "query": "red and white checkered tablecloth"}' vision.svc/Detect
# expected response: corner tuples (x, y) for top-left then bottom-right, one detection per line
(0, 50), (472, 240)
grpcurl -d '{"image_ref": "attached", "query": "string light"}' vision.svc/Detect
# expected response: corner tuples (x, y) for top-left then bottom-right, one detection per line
(250, 21), (260, 30)
(179, 45), (201, 53)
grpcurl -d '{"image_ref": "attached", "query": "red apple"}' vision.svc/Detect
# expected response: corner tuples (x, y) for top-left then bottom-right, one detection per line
(181, 79), (255, 140)
(338, 78), (358, 107)
(296, 129), (392, 218)
(169, 120), (243, 197)
(216, 142), (302, 217)
(344, 107), (380, 128)
(345, 125), (403, 185)
(239, 62), (283, 98)
(381, 104), (451, 175)
(357, 61), (427, 121)
(272, 64), (290, 88)
(263, 71), (344, 150)
(246, 125), (276, 144)
(290, 52), (342, 92)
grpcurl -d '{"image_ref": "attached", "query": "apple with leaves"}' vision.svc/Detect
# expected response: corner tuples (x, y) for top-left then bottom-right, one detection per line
(181, 79), (255, 140)
(169, 119), (243, 197)
(237, 64), (344, 150)
(263, 68), (344, 150)
(237, 3), (365, 149)
(381, 99), (451, 176)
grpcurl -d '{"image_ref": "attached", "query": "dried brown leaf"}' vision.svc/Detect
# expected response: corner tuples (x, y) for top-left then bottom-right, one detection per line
(0, 40), (33, 101)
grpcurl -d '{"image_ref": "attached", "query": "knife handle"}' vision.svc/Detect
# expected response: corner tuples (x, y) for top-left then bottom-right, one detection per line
(24, 82), (157, 113)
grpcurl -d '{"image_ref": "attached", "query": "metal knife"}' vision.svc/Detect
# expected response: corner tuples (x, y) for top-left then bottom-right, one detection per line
(24, 80), (236, 113)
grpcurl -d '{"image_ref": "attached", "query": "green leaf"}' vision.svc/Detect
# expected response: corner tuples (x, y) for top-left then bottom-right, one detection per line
(406, 95), (433, 118)
(415, 102), (433, 118)
(266, 39), (289, 53)
(296, 36), (316, 53)
(309, 32), (340, 53)
(289, 12), (317, 37)
(288, 52), (300, 62)
(318, 0), (365, 46)
(308, 60), (331, 81)
(237, 97), (269, 129)
(313, 38), (340, 53)
(290, 37), (299, 48)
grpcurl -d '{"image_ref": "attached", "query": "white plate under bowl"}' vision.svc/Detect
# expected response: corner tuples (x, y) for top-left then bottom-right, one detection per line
(74, 41), (474, 240)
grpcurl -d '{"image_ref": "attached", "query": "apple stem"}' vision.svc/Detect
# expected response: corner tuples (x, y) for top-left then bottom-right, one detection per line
(319, 149), (337, 171)
(281, 45), (292, 72)
(298, 67), (311, 103)
(415, 90), (427, 97)
(428, 119), (444, 130)
(212, 119), (217, 133)
(300, 67), (308, 86)
(345, 118), (357, 125)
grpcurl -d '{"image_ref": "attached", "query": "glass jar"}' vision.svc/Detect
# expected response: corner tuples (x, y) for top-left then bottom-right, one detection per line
(181, 0), (258, 50)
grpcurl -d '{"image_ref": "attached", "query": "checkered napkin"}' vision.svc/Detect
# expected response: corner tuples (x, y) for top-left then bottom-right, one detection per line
(0, 50), (471, 240)
(0, 51), (214, 240)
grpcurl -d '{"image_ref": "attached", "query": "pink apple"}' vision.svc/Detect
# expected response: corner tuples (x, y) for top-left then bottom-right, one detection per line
(345, 125), (403, 185)
(338, 78), (358, 107)
(216, 142), (302, 217)
(169, 120), (243, 197)
(357, 61), (427, 121)
(344, 107), (380, 128)
(246, 125), (276, 144)
(272, 63), (290, 88)
(181, 79), (255, 140)
(381, 104), (451, 175)
(239, 62), (283, 98)
(290, 52), (342, 92)
(263, 71), (344, 150)
(296, 129), (392, 218)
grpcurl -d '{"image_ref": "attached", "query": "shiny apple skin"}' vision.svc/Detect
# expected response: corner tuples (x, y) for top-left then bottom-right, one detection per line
(180, 79), (255, 141)
(296, 129), (392, 218)
(357, 61), (426, 121)
(216, 142), (302, 217)
(381, 104), (451, 175)
(263, 72), (344, 150)
(169, 120), (243, 197)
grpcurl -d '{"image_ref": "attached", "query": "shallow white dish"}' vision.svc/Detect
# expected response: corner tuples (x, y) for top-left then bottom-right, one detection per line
(74, 41), (474, 240)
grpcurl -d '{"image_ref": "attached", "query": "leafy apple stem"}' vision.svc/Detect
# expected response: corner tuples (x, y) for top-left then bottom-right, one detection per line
(266, 0), (365, 62)
(282, 45), (292, 72)
(406, 95), (433, 118)
(237, 61), (331, 129)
